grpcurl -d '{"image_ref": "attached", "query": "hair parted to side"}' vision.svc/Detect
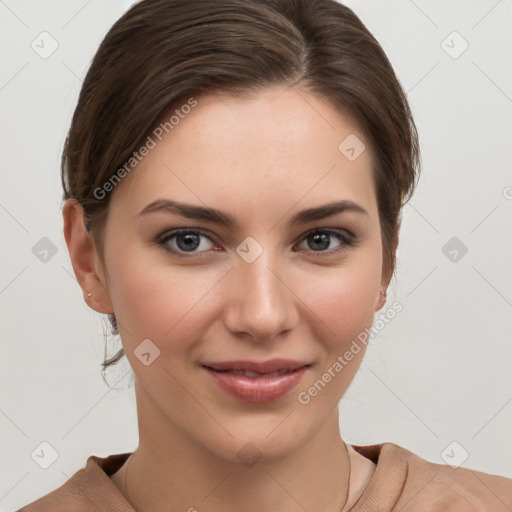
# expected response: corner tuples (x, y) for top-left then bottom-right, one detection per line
(61, 0), (420, 378)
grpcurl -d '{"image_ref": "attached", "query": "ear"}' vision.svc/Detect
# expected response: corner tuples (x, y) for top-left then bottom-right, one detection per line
(62, 199), (114, 314)
(375, 218), (401, 312)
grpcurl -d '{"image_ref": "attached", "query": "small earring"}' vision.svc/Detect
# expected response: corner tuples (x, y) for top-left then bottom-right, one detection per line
(86, 293), (92, 298)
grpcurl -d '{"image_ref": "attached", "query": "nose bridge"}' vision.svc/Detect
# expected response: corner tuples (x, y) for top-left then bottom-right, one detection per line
(225, 238), (296, 340)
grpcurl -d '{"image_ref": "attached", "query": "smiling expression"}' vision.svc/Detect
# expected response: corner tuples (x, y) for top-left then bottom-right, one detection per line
(96, 84), (388, 462)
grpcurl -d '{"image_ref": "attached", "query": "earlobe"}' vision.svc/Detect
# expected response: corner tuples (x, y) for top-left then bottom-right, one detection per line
(62, 199), (114, 314)
(375, 288), (387, 311)
(375, 262), (393, 311)
(375, 220), (399, 311)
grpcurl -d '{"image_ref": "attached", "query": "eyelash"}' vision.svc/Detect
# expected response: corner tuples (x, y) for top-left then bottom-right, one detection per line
(156, 228), (356, 258)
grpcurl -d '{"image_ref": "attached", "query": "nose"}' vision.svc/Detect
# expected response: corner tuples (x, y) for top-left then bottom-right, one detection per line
(222, 247), (298, 342)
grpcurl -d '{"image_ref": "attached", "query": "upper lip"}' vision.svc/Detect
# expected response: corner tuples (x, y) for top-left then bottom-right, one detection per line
(202, 359), (310, 374)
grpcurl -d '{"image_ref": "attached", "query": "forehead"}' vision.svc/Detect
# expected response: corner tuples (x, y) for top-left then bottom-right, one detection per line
(109, 85), (377, 221)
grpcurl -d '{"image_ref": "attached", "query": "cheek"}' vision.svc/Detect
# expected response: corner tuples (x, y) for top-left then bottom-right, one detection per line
(104, 244), (225, 352)
(294, 245), (382, 348)
(292, 254), (381, 409)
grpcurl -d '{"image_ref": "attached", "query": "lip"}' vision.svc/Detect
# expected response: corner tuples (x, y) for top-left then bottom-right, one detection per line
(202, 359), (310, 403)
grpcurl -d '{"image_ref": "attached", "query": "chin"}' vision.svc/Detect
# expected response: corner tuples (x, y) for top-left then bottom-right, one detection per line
(207, 415), (318, 466)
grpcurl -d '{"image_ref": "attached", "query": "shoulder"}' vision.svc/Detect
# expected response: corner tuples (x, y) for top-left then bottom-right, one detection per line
(15, 467), (90, 512)
(352, 442), (512, 511)
(15, 452), (132, 512)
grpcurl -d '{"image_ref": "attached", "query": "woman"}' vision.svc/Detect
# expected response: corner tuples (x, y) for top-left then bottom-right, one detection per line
(18, 0), (512, 510)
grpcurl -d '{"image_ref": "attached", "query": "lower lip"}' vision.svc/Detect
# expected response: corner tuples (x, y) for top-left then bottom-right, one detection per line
(203, 366), (308, 402)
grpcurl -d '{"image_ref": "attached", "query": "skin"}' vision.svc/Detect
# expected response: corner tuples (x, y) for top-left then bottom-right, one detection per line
(64, 84), (395, 512)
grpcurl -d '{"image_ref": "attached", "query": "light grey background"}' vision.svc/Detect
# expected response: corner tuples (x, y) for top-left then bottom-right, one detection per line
(1, 0), (511, 509)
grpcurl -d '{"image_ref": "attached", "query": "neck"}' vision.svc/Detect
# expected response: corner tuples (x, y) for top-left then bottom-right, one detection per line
(111, 380), (371, 512)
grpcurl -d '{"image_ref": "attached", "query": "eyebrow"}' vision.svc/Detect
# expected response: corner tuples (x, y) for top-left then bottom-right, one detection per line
(138, 198), (368, 228)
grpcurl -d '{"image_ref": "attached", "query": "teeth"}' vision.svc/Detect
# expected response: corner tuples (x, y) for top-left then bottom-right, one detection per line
(226, 369), (290, 377)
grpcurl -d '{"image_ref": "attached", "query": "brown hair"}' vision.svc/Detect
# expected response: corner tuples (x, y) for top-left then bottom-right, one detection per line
(61, 0), (420, 377)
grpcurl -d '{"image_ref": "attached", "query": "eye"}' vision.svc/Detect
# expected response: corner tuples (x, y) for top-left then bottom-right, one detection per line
(295, 229), (355, 255)
(158, 229), (216, 256)
(157, 228), (356, 257)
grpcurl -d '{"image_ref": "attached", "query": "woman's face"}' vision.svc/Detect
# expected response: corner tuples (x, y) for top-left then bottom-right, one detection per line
(99, 85), (387, 462)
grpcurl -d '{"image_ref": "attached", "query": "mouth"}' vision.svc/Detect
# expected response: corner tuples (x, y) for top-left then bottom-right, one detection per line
(210, 368), (291, 378)
(201, 359), (310, 402)
(202, 358), (310, 374)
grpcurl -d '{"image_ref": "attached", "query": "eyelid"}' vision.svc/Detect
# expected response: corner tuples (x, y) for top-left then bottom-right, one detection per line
(295, 227), (355, 243)
(158, 227), (213, 242)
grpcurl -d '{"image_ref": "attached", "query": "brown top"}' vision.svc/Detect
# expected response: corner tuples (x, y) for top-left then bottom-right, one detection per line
(16, 442), (512, 511)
